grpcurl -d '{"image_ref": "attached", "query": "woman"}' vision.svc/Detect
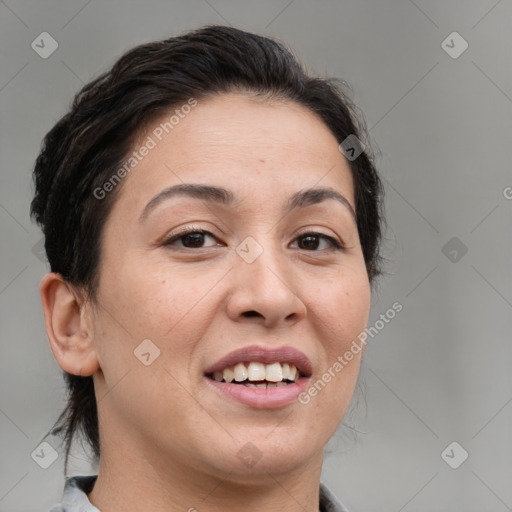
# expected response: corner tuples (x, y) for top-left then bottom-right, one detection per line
(32, 25), (384, 512)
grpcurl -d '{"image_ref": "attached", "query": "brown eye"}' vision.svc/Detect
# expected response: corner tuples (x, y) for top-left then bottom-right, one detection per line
(181, 232), (208, 248)
(293, 232), (343, 251)
(163, 230), (218, 249)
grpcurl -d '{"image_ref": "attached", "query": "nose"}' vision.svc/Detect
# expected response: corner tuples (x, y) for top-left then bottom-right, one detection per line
(225, 240), (307, 329)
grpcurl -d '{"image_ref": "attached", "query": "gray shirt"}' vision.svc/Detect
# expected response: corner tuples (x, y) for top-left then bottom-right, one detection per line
(47, 475), (350, 512)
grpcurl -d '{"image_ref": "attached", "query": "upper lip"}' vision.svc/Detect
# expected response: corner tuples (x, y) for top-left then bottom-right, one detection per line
(204, 345), (313, 378)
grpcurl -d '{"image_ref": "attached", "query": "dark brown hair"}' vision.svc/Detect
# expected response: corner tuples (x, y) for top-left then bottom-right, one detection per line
(31, 25), (385, 474)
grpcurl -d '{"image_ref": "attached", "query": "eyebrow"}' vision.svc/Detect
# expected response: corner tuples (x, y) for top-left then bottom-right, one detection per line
(139, 183), (356, 222)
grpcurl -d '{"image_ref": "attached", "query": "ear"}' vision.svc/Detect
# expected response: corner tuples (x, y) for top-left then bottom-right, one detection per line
(40, 273), (100, 377)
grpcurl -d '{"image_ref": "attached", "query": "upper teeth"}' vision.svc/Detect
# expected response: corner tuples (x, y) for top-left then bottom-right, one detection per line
(212, 362), (299, 383)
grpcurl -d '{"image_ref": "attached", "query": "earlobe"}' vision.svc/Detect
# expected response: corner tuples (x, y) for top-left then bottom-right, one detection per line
(40, 273), (100, 377)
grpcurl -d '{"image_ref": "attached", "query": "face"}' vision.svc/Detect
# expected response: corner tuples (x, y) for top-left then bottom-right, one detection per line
(88, 92), (371, 482)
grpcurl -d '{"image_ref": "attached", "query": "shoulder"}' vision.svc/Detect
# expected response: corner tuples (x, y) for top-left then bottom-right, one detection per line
(46, 475), (99, 512)
(319, 481), (351, 512)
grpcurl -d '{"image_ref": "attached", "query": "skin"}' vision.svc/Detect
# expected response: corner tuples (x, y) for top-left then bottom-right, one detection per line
(41, 92), (371, 512)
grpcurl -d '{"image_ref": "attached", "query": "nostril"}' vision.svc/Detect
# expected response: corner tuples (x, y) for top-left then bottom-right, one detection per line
(242, 310), (261, 318)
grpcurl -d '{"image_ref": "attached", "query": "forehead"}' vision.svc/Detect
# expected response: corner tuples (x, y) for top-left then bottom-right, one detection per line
(115, 92), (355, 215)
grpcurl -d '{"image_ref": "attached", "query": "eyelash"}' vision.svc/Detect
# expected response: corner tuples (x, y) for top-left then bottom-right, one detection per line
(162, 227), (345, 251)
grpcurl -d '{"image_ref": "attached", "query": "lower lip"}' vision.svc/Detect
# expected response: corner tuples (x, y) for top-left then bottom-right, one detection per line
(204, 376), (310, 409)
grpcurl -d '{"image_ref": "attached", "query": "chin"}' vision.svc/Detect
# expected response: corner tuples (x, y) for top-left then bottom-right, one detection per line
(214, 430), (320, 479)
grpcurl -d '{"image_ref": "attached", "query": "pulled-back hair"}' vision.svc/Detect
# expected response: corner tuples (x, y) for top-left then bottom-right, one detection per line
(31, 25), (384, 474)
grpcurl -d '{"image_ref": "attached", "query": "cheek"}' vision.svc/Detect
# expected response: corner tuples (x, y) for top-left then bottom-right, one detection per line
(94, 255), (226, 382)
(98, 253), (207, 335)
(91, 262), (215, 431)
(309, 268), (370, 407)
(315, 269), (371, 347)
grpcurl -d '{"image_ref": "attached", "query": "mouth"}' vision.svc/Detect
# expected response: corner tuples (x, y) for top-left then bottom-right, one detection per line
(206, 361), (302, 388)
(203, 345), (312, 408)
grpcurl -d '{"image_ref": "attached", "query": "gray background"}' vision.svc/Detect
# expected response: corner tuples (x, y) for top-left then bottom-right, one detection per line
(1, 1), (511, 511)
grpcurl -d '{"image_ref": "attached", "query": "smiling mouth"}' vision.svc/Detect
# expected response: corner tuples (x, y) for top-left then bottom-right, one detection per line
(206, 361), (302, 388)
